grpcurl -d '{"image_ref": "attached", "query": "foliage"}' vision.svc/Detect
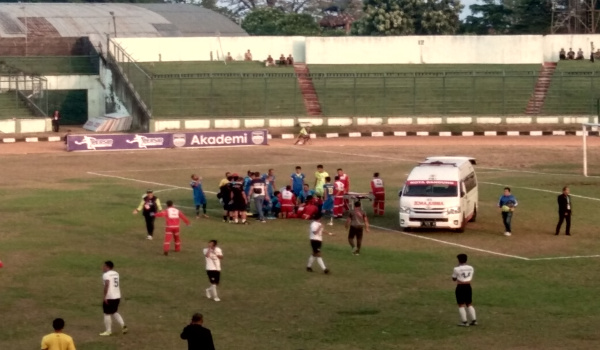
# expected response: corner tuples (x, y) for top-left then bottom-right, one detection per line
(461, 0), (552, 35)
(352, 0), (462, 35)
(461, 0), (513, 34)
(242, 7), (320, 35)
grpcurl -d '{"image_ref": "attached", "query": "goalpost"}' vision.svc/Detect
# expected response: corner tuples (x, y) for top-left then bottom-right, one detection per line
(582, 122), (600, 176)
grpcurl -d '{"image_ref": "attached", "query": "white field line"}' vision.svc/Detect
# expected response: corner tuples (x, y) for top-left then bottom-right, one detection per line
(481, 181), (600, 202)
(88, 171), (600, 261)
(95, 159), (389, 173)
(370, 224), (530, 261)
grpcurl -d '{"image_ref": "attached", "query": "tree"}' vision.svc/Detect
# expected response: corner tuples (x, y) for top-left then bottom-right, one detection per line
(510, 0), (552, 34)
(461, 0), (513, 34)
(242, 7), (287, 35)
(242, 7), (321, 35)
(277, 13), (321, 35)
(352, 0), (462, 35)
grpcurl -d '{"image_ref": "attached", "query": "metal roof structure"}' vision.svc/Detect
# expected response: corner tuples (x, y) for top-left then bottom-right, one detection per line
(0, 3), (246, 42)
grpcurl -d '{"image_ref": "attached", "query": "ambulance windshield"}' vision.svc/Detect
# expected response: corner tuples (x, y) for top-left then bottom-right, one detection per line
(403, 182), (458, 197)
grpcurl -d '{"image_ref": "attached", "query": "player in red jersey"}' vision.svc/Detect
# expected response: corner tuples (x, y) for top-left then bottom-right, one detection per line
(370, 172), (385, 216)
(337, 168), (350, 211)
(278, 185), (296, 218)
(333, 175), (345, 218)
(301, 196), (319, 220)
(155, 200), (191, 256)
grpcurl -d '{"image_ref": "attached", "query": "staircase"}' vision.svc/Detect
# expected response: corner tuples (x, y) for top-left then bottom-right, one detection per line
(293, 63), (322, 116)
(525, 62), (557, 115)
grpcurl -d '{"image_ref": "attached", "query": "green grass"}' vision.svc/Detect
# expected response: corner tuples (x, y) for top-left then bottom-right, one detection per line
(0, 56), (98, 75)
(3, 140), (600, 349)
(544, 61), (600, 115)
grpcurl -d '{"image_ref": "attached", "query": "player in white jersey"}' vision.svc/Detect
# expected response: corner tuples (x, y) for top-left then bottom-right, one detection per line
(204, 240), (224, 302)
(452, 254), (477, 327)
(100, 261), (128, 336)
(306, 213), (332, 274)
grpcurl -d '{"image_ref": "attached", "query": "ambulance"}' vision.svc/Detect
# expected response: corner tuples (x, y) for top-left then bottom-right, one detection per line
(399, 157), (478, 232)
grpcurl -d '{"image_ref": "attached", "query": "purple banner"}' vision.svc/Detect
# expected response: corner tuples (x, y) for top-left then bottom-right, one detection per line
(67, 130), (268, 152)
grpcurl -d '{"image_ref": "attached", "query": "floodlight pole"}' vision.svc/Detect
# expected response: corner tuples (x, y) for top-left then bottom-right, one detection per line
(583, 123), (588, 177)
(110, 11), (117, 38)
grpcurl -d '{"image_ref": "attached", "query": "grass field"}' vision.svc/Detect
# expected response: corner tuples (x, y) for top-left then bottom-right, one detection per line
(3, 138), (600, 350)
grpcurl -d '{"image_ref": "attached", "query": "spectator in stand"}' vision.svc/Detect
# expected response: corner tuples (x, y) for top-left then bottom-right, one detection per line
(559, 48), (566, 60)
(244, 49), (253, 61)
(594, 49), (600, 59)
(279, 54), (287, 66)
(226, 52), (233, 62)
(265, 55), (275, 67)
(567, 48), (575, 60)
(576, 48), (584, 60)
(287, 54), (294, 65)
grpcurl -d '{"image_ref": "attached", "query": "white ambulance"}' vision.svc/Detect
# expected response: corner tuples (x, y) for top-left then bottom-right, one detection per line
(399, 157), (478, 232)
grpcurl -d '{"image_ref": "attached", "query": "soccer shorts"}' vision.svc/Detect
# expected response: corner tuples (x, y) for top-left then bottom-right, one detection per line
(102, 299), (120, 314)
(455, 284), (472, 305)
(348, 226), (364, 240)
(207, 270), (221, 285)
(165, 227), (180, 234)
(310, 239), (322, 254)
(231, 200), (246, 211)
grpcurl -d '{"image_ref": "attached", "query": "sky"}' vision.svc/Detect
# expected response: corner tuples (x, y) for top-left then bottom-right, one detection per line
(460, 0), (478, 19)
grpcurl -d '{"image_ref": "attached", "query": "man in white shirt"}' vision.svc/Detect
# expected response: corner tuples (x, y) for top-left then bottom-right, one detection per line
(100, 261), (128, 336)
(452, 254), (477, 327)
(307, 214), (332, 274)
(204, 240), (224, 302)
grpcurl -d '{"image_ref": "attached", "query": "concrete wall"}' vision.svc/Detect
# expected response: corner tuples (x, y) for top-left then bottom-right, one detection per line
(114, 37), (306, 63)
(114, 34), (600, 65)
(0, 118), (50, 133)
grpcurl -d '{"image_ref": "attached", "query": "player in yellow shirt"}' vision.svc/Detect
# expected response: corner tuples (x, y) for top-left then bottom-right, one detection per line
(314, 165), (329, 197)
(218, 172), (231, 188)
(41, 318), (76, 350)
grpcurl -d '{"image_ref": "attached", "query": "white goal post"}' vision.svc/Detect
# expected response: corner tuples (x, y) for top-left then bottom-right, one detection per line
(582, 123), (600, 176)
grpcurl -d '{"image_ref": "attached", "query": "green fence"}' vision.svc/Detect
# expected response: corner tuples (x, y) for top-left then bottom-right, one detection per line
(0, 75), (48, 119)
(0, 56), (99, 75)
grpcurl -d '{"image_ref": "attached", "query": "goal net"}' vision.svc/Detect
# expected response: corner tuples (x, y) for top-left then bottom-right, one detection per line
(582, 123), (600, 176)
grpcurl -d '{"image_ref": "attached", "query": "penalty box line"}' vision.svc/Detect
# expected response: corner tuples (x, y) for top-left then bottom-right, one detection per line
(87, 171), (600, 262)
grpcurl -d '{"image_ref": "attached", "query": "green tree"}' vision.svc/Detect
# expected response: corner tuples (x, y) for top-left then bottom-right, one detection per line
(352, 0), (462, 35)
(510, 0), (552, 34)
(461, 0), (513, 34)
(277, 13), (321, 35)
(242, 7), (287, 35)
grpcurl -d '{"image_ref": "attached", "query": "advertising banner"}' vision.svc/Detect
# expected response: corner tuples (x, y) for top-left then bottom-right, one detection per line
(67, 130), (268, 152)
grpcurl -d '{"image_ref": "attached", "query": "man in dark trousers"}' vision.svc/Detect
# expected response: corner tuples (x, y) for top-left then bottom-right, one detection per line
(556, 186), (572, 236)
(133, 189), (163, 240)
(52, 110), (60, 132)
(180, 313), (215, 350)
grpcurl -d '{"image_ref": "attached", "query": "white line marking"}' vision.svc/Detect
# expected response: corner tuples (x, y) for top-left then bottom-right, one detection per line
(370, 224), (530, 260)
(87, 172), (217, 194)
(481, 181), (600, 202)
(89, 172), (600, 261)
(94, 160), (389, 173)
(476, 166), (600, 178)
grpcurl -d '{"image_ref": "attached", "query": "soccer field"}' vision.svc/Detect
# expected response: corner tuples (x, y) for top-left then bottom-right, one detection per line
(2, 137), (600, 350)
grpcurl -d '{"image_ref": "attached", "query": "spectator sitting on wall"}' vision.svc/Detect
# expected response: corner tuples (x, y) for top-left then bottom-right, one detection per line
(594, 49), (600, 59)
(576, 48), (584, 60)
(287, 54), (294, 65)
(245, 49), (253, 61)
(279, 54), (287, 66)
(559, 48), (566, 60)
(567, 48), (575, 59)
(265, 55), (275, 67)
(226, 52), (233, 62)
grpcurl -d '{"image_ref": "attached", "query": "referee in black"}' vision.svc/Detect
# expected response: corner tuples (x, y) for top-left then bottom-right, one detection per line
(133, 189), (162, 240)
(556, 186), (572, 236)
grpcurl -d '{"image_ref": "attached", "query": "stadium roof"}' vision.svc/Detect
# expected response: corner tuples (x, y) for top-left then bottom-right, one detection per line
(0, 3), (247, 41)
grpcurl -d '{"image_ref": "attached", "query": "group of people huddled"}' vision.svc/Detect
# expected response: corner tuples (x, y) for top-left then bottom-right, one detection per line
(559, 47), (600, 61)
(214, 165), (385, 225)
(265, 54), (294, 67)
(224, 49), (294, 67)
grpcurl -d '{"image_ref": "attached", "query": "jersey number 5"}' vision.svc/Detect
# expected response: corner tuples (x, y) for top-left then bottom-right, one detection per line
(113, 278), (119, 287)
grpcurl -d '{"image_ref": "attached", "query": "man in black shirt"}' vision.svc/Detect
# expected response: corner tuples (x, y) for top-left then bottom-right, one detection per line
(556, 186), (572, 236)
(229, 174), (248, 224)
(133, 190), (162, 240)
(180, 313), (215, 350)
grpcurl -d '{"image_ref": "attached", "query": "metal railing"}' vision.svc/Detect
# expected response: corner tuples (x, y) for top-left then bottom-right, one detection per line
(0, 75), (48, 119)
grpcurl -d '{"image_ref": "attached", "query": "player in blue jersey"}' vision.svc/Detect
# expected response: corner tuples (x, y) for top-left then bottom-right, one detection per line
(290, 166), (306, 197)
(321, 176), (334, 225)
(191, 174), (209, 219)
(243, 170), (253, 213)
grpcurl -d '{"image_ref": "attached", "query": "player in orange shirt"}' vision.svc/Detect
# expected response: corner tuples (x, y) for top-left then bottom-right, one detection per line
(155, 200), (191, 256)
